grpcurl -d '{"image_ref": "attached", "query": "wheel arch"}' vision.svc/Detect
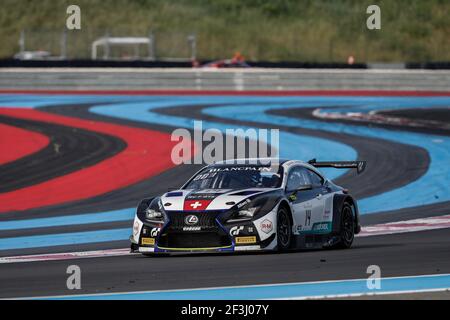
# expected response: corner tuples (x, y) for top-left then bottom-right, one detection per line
(136, 196), (156, 221)
(331, 194), (361, 234)
(278, 199), (294, 226)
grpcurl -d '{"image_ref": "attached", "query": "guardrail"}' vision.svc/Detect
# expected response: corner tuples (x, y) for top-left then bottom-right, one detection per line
(0, 68), (449, 91)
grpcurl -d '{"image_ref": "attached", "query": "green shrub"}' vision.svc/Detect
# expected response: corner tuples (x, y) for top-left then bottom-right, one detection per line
(0, 0), (448, 62)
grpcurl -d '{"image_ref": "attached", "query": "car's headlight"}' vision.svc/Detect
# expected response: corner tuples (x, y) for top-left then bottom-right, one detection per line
(227, 196), (276, 223)
(143, 198), (165, 222)
(146, 208), (163, 220)
(227, 199), (262, 222)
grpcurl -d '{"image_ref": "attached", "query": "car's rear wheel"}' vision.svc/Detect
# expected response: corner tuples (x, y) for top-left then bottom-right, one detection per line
(277, 206), (292, 252)
(336, 203), (355, 249)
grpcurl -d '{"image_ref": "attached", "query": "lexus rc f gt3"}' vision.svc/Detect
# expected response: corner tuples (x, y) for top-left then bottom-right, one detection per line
(130, 158), (366, 255)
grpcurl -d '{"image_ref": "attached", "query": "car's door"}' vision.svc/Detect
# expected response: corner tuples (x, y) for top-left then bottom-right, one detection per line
(305, 168), (333, 233)
(285, 166), (326, 235)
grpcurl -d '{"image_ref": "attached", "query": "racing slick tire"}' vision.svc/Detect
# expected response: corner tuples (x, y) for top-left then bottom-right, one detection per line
(277, 206), (292, 252)
(335, 202), (355, 249)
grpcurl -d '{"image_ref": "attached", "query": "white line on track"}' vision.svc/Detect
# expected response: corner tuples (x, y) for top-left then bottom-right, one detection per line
(0, 248), (134, 264)
(275, 288), (450, 300)
(8, 273), (450, 300)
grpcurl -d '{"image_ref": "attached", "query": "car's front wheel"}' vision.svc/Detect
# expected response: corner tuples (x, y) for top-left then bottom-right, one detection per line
(277, 206), (292, 252)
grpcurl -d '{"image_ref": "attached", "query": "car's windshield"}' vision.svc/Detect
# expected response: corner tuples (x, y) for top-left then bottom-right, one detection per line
(184, 165), (282, 190)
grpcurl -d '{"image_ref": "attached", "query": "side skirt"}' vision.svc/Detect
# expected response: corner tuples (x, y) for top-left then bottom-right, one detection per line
(291, 233), (337, 250)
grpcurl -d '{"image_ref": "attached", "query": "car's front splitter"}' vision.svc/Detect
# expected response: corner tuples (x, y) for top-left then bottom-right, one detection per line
(134, 244), (266, 254)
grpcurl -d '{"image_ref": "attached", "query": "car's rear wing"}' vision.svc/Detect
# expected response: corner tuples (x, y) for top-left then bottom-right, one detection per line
(308, 159), (367, 174)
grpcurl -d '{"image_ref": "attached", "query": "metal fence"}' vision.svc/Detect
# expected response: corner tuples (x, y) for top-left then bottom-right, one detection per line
(15, 29), (197, 61)
(13, 26), (449, 64)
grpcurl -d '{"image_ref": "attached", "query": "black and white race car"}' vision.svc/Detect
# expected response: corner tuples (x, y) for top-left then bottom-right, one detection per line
(130, 158), (366, 255)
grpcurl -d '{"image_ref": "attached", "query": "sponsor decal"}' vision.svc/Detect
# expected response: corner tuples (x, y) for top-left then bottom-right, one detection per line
(185, 214), (199, 225)
(150, 227), (160, 237)
(183, 200), (212, 211)
(234, 245), (260, 251)
(305, 210), (312, 226)
(323, 209), (331, 219)
(183, 226), (202, 231)
(185, 189), (228, 200)
(260, 219), (273, 234)
(229, 226), (244, 236)
(299, 222), (332, 234)
(312, 222), (331, 232)
(235, 236), (257, 244)
(247, 226), (254, 233)
(237, 198), (251, 209)
(141, 237), (155, 245)
(186, 194), (217, 200)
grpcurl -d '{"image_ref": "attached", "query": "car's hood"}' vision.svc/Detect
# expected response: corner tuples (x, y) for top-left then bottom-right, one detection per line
(160, 188), (275, 211)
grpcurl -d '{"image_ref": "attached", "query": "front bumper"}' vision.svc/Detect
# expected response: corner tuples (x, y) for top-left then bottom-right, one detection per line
(130, 208), (278, 254)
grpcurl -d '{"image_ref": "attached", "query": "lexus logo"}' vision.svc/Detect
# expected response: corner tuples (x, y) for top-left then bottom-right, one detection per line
(185, 215), (199, 225)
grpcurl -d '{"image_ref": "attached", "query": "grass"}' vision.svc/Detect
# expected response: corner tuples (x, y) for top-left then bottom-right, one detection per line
(0, 0), (448, 62)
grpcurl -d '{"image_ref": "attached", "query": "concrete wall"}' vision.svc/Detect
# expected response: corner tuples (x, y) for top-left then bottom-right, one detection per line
(0, 68), (449, 91)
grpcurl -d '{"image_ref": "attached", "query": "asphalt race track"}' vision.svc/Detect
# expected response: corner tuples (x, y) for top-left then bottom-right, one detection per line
(0, 91), (449, 299)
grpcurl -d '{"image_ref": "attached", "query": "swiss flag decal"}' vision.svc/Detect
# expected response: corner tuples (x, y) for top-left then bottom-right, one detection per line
(183, 200), (212, 211)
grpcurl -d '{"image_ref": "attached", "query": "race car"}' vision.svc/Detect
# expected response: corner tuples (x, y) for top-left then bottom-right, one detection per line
(130, 158), (366, 255)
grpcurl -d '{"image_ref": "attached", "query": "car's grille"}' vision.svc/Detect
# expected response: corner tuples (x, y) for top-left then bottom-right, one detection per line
(166, 211), (221, 231)
(159, 211), (231, 249)
(158, 232), (231, 249)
